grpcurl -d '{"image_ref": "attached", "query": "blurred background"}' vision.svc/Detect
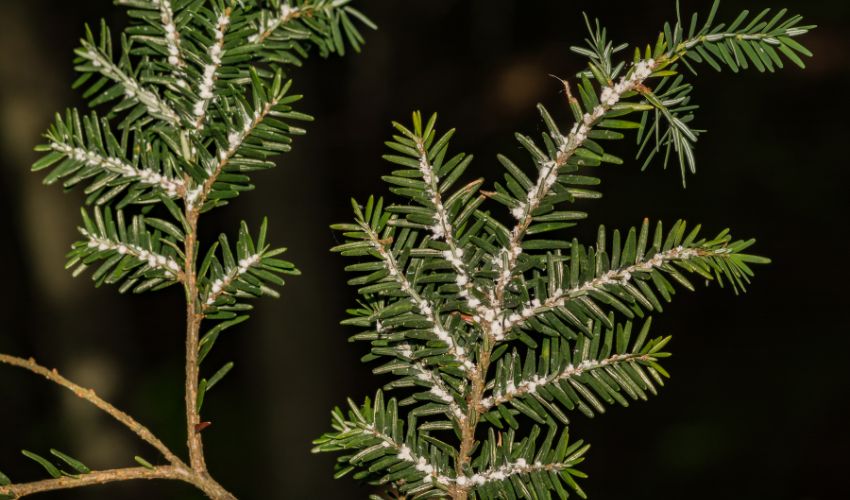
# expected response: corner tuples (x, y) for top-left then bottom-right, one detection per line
(1, 1), (848, 499)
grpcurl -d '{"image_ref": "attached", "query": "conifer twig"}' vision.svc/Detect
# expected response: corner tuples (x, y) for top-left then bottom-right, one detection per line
(315, 3), (813, 498)
(5, 0), (374, 496)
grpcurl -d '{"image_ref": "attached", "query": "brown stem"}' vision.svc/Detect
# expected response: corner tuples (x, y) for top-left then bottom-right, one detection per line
(175, 86), (279, 490)
(183, 209), (207, 473)
(0, 356), (237, 498)
(192, 472), (237, 500)
(453, 338), (494, 500)
(0, 466), (191, 498)
(0, 465), (236, 499)
(0, 354), (184, 468)
(0, 51), (287, 499)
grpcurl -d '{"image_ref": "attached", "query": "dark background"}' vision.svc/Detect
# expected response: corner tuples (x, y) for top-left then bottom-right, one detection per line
(1, 1), (848, 499)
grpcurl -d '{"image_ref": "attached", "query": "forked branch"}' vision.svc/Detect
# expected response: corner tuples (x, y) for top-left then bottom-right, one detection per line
(0, 355), (235, 499)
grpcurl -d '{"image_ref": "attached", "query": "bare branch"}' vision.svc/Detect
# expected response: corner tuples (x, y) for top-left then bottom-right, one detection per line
(0, 466), (190, 499)
(0, 354), (183, 467)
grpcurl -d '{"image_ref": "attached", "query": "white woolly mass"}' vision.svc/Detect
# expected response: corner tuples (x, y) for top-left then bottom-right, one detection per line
(511, 203), (526, 220)
(185, 185), (204, 209)
(429, 385), (453, 403)
(598, 59), (655, 111)
(417, 150), (455, 244)
(248, 3), (301, 43)
(228, 109), (262, 155)
(52, 143), (185, 197)
(205, 253), (262, 305)
(193, 14), (231, 125)
(396, 342), (413, 358)
(154, 0), (184, 68)
(84, 232), (181, 276)
(600, 86), (619, 106)
(442, 248), (464, 268)
(396, 448), (453, 486)
(456, 458), (559, 489)
(396, 445), (413, 462)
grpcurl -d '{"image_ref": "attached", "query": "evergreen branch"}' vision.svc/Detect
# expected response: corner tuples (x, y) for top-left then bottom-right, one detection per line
(116, 0), (187, 69)
(187, 73), (295, 211)
(21, 0), (374, 497)
(490, 4), (814, 296)
(482, 351), (652, 412)
(67, 206), (185, 293)
(200, 219), (299, 311)
(465, 426), (590, 498)
(251, 0), (376, 61)
(479, 219), (765, 349)
(80, 229), (183, 279)
(359, 220), (475, 373)
(342, 425), (455, 490)
(0, 355), (183, 467)
(312, 392), (459, 497)
(491, 59), (657, 323)
(665, 3), (814, 71)
(479, 318), (670, 427)
(503, 243), (707, 340)
(180, 92), (302, 472)
(384, 114), (484, 313)
(213, 97), (279, 173)
(320, 3), (807, 498)
(251, 2), (303, 44)
(484, 6), (804, 324)
(375, 340), (466, 423)
(569, 2), (815, 182)
(634, 7), (814, 179)
(47, 141), (186, 198)
(34, 110), (186, 206)
(75, 38), (180, 126)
